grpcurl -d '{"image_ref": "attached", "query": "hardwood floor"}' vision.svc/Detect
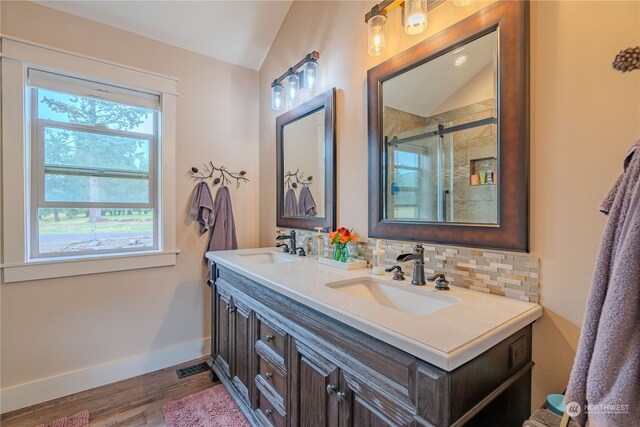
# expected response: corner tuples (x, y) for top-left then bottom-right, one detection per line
(0, 358), (218, 427)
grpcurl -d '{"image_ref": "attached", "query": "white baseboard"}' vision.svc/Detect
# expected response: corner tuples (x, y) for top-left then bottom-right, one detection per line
(0, 337), (211, 414)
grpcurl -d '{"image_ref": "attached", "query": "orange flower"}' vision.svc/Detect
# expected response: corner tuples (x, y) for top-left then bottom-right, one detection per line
(328, 231), (338, 240)
(339, 235), (350, 244)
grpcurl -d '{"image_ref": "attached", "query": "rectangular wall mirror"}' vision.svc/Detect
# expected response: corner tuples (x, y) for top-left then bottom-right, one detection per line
(277, 88), (336, 231)
(368, 2), (528, 251)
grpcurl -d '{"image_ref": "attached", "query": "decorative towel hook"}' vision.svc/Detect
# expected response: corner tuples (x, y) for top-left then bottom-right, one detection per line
(190, 162), (249, 189)
(284, 169), (313, 189)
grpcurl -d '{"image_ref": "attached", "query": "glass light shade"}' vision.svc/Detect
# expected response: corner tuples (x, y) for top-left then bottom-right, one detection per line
(303, 61), (319, 93)
(271, 83), (284, 110)
(367, 14), (387, 56)
(286, 73), (300, 101)
(404, 0), (427, 35)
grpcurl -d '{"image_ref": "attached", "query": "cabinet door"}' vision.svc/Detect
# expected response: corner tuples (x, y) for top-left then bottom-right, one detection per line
(338, 372), (394, 427)
(231, 296), (254, 404)
(290, 339), (340, 427)
(214, 286), (233, 378)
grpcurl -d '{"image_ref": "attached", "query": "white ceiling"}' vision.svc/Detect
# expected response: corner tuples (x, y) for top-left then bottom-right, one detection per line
(384, 31), (497, 118)
(34, 0), (293, 70)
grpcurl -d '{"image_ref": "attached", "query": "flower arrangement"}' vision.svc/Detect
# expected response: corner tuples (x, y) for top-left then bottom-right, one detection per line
(328, 227), (356, 262)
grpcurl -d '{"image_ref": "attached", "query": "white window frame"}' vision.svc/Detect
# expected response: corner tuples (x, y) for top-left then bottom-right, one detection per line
(1, 36), (179, 283)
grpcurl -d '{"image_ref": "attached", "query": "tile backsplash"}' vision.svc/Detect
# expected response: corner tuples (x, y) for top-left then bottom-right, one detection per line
(277, 228), (539, 303)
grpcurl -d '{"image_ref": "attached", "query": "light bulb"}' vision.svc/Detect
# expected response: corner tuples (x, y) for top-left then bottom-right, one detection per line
(286, 73), (299, 102)
(368, 14), (387, 56)
(271, 83), (284, 111)
(404, 0), (427, 35)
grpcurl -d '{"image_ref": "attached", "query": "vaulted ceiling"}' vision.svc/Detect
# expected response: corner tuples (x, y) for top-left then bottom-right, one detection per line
(34, 1), (293, 70)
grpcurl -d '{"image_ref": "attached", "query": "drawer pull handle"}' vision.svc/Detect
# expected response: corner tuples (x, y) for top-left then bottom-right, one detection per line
(225, 303), (231, 311)
(265, 409), (273, 417)
(336, 391), (347, 401)
(265, 334), (275, 342)
(265, 372), (273, 380)
(326, 384), (337, 394)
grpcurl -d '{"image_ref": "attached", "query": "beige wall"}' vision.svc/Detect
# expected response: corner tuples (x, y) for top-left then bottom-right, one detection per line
(0, 0), (259, 397)
(259, 0), (640, 408)
(530, 0), (640, 405)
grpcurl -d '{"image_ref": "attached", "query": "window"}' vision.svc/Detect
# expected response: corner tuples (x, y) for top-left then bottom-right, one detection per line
(1, 37), (178, 282)
(391, 149), (422, 219)
(29, 71), (160, 258)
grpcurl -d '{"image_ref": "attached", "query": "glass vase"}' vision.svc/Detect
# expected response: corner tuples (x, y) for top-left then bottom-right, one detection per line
(332, 243), (348, 262)
(340, 244), (349, 262)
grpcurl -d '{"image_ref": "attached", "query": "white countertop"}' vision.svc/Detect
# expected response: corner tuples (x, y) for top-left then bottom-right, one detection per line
(206, 247), (542, 371)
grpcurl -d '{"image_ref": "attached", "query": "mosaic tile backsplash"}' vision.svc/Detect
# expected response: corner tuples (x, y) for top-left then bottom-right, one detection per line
(277, 228), (539, 303)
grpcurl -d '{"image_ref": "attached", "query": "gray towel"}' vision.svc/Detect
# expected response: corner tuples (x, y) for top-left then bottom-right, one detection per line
(189, 181), (214, 235)
(522, 409), (579, 427)
(298, 186), (317, 217)
(207, 186), (238, 252)
(565, 141), (640, 426)
(284, 188), (299, 217)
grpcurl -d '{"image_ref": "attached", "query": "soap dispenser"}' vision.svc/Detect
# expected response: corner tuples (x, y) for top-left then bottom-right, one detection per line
(314, 227), (324, 259)
(372, 240), (385, 275)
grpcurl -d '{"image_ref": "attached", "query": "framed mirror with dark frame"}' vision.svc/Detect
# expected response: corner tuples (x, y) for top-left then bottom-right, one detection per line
(368, 1), (529, 252)
(277, 88), (336, 231)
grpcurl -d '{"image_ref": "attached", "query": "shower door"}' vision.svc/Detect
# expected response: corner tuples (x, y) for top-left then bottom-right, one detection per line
(384, 126), (454, 223)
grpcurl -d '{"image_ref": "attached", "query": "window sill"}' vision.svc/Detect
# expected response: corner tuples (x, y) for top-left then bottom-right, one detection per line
(1, 250), (179, 283)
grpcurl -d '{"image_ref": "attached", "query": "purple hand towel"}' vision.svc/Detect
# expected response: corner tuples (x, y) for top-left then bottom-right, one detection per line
(298, 186), (317, 217)
(565, 141), (640, 426)
(189, 181), (214, 235)
(207, 186), (238, 252)
(284, 188), (299, 217)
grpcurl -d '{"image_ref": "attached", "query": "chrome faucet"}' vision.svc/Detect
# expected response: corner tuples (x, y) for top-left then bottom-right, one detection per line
(397, 244), (426, 286)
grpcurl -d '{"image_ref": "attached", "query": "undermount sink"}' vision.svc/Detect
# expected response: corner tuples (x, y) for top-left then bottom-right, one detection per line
(325, 277), (459, 316)
(239, 251), (301, 264)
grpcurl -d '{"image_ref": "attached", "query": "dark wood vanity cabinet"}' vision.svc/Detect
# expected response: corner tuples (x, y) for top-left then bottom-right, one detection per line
(208, 263), (534, 427)
(212, 283), (254, 405)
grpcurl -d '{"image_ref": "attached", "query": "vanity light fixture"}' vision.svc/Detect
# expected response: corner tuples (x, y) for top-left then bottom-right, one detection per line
(270, 51), (320, 110)
(285, 70), (300, 102)
(365, 0), (443, 57)
(303, 59), (319, 92)
(404, 0), (427, 35)
(367, 7), (388, 56)
(271, 81), (284, 110)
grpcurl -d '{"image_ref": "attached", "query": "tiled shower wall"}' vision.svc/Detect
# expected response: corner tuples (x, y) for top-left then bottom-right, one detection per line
(277, 228), (539, 303)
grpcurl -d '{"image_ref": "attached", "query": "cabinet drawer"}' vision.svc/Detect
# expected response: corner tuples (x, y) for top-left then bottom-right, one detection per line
(258, 318), (287, 358)
(258, 354), (286, 399)
(257, 390), (286, 427)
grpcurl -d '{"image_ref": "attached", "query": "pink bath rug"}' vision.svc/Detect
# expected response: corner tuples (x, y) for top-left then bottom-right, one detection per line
(163, 384), (250, 427)
(35, 410), (89, 427)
